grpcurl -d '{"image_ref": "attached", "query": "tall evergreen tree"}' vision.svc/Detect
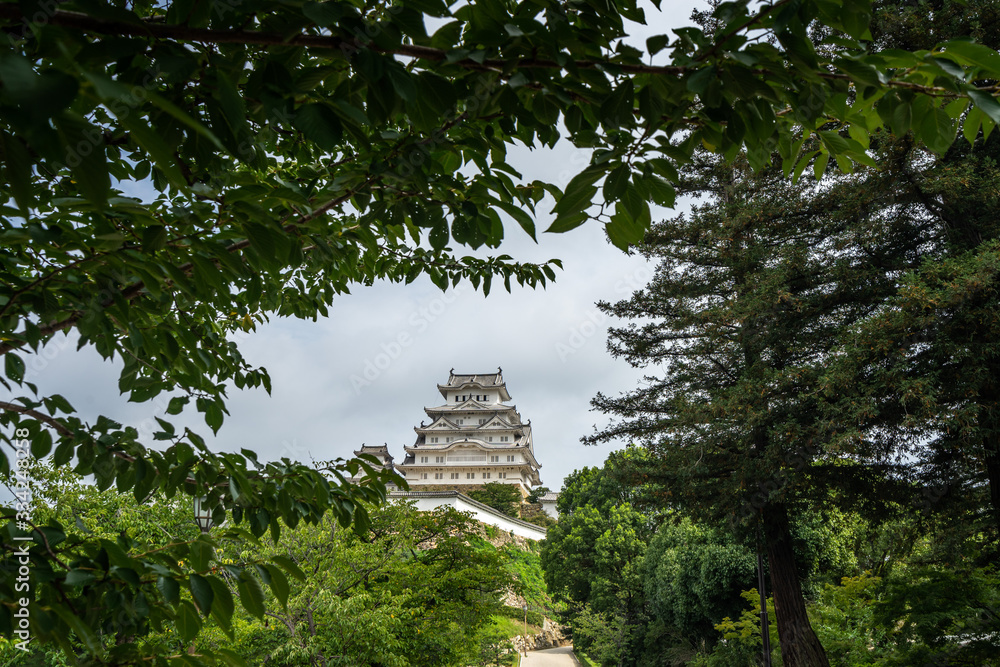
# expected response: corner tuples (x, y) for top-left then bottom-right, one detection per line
(590, 7), (1000, 664)
(824, 0), (1000, 552)
(584, 152), (930, 665)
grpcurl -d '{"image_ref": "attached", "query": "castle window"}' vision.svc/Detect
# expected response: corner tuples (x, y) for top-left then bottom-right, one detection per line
(421, 473), (428, 479)
(451, 472), (459, 479)
(420, 456), (428, 463)
(498, 472), (506, 479)
(490, 455), (499, 463)
(507, 455), (515, 462)
(435, 456), (445, 463)
(488, 437), (493, 442)
(467, 473), (475, 479)
(435, 473), (443, 480)
(484, 472), (491, 479)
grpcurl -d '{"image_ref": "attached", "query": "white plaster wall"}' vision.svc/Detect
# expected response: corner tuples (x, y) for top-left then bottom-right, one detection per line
(390, 492), (547, 540)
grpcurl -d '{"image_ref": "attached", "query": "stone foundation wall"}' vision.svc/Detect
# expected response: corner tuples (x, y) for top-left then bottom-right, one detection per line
(511, 621), (571, 652)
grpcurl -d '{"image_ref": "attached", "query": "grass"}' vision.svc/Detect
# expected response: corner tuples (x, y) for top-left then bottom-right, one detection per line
(575, 649), (599, 667)
(491, 615), (542, 639)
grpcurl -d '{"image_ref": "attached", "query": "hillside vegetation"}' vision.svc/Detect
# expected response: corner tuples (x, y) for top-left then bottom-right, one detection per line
(1, 464), (553, 667)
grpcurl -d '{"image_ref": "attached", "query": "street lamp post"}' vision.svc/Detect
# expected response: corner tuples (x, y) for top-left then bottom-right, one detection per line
(757, 526), (772, 667)
(193, 496), (214, 534)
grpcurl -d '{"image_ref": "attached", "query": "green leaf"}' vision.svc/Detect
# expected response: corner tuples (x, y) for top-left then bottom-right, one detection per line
(918, 103), (957, 154)
(293, 104), (343, 151)
(940, 40), (1000, 76)
(496, 201), (537, 241)
(237, 571), (266, 618)
(112, 108), (189, 190)
(65, 569), (96, 587)
(599, 79), (635, 128)
(50, 604), (103, 655)
(271, 555), (307, 582)
(1, 132), (33, 214)
(175, 601), (201, 644)
(606, 207), (645, 251)
(603, 165), (631, 201)
(968, 89), (1000, 124)
(303, 1), (343, 26)
(158, 575), (181, 604)
(813, 151), (830, 181)
(646, 34), (671, 55)
(208, 575), (235, 630)
(546, 210), (589, 234)
(54, 112), (110, 207)
(203, 401), (225, 434)
(5, 353), (24, 383)
(833, 57), (882, 88)
(963, 104), (984, 144)
(53, 440), (74, 467)
(264, 564), (290, 607)
(142, 226), (168, 252)
(429, 221), (449, 250)
(31, 430), (52, 458)
(189, 574), (214, 615)
(554, 167), (604, 216)
(642, 174), (675, 208)
(817, 130), (852, 155)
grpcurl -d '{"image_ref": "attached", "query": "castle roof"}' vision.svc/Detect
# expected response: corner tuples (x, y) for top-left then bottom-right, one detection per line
(415, 413), (522, 435)
(425, 401), (521, 421)
(354, 444), (394, 463)
(437, 368), (511, 401)
(401, 436), (541, 469)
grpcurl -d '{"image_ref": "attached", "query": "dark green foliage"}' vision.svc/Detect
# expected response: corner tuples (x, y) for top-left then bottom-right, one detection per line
(495, 605), (545, 628)
(0, 466), (527, 667)
(874, 566), (1000, 665)
(522, 511), (558, 529)
(556, 447), (658, 516)
(526, 486), (551, 504)
(642, 518), (757, 644)
(469, 482), (523, 518)
(542, 458), (653, 666)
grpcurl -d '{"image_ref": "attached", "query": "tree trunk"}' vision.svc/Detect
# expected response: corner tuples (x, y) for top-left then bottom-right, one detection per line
(762, 502), (830, 667)
(981, 381), (1000, 542)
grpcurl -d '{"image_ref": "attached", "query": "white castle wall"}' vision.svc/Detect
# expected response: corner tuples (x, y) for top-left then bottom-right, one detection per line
(389, 490), (547, 540)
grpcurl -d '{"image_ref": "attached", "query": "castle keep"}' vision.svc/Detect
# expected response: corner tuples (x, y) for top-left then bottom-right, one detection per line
(392, 369), (542, 496)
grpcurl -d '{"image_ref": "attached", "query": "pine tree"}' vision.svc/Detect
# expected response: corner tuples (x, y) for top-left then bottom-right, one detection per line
(585, 153), (930, 665)
(824, 0), (1000, 552)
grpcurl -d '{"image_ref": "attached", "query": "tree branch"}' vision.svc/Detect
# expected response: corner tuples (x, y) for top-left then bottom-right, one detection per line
(0, 5), (689, 76)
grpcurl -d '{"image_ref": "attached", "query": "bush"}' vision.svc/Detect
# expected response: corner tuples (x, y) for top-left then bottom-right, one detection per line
(496, 605), (545, 627)
(469, 483), (523, 518)
(523, 512), (557, 528)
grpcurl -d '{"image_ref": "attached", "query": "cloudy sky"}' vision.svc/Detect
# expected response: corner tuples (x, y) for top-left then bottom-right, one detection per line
(8, 0), (706, 495)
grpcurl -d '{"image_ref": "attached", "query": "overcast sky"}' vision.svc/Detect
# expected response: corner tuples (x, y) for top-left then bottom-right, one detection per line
(6, 0), (707, 495)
